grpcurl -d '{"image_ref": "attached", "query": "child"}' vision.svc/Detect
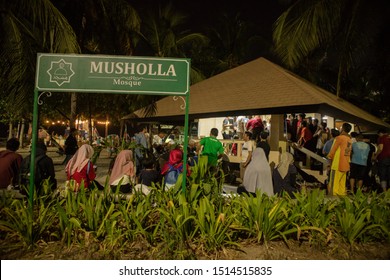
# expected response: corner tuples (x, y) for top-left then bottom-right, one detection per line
(138, 157), (162, 188)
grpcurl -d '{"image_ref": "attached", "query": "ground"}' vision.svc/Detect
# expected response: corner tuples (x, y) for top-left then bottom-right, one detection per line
(1, 239), (389, 260)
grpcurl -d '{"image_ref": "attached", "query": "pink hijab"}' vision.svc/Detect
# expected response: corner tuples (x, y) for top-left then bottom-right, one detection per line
(66, 144), (94, 176)
(109, 150), (135, 185)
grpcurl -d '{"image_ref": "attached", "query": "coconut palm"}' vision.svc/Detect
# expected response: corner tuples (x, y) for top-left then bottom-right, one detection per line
(0, 0), (80, 140)
(272, 0), (389, 100)
(136, 1), (208, 84)
(206, 12), (273, 76)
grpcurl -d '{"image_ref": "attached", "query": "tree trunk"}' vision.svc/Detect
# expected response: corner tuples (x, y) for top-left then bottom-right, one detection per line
(16, 121), (20, 139)
(70, 92), (77, 129)
(88, 96), (93, 144)
(8, 122), (13, 139)
(105, 115), (109, 138)
(19, 119), (25, 147)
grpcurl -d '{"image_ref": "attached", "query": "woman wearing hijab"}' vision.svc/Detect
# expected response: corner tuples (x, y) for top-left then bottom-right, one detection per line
(65, 144), (101, 190)
(241, 147), (273, 196)
(272, 152), (298, 196)
(109, 150), (136, 193)
(161, 147), (190, 190)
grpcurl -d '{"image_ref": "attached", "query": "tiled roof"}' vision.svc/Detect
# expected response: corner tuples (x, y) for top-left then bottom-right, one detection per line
(129, 57), (389, 129)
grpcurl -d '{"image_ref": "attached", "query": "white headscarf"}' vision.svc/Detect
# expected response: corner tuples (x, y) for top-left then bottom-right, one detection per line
(276, 152), (294, 179)
(65, 144), (94, 176)
(243, 147), (273, 195)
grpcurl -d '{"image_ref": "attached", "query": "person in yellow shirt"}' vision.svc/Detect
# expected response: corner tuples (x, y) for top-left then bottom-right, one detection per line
(327, 123), (352, 195)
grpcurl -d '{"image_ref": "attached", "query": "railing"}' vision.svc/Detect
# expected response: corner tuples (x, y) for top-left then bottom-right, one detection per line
(220, 139), (246, 163)
(288, 142), (328, 172)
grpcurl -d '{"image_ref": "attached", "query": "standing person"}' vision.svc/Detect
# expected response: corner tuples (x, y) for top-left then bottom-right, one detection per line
(239, 147), (273, 196)
(308, 117), (316, 135)
(19, 141), (57, 194)
(286, 114), (298, 142)
(363, 137), (377, 190)
(236, 115), (247, 139)
(349, 134), (371, 193)
(323, 129), (340, 157)
(109, 150), (136, 193)
(374, 129), (390, 192)
(314, 121), (330, 156)
(197, 128), (224, 168)
(134, 125), (149, 174)
(152, 131), (166, 146)
(297, 120), (314, 151)
(327, 123), (352, 196)
(187, 139), (197, 166)
(296, 113), (305, 139)
(256, 131), (271, 161)
(246, 115), (264, 141)
(62, 128), (78, 165)
(0, 138), (23, 189)
(65, 144), (102, 190)
(222, 116), (234, 139)
(240, 131), (254, 181)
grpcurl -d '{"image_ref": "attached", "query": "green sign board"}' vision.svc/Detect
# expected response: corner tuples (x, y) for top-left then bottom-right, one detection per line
(35, 53), (190, 95)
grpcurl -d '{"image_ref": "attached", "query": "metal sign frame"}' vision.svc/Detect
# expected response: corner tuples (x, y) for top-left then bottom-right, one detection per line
(30, 53), (190, 208)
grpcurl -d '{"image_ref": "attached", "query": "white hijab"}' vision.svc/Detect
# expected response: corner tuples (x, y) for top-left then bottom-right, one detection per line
(277, 152), (294, 179)
(243, 147), (273, 195)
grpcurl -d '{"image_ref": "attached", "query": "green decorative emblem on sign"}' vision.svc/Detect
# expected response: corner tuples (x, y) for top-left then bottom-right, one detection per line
(47, 59), (75, 86)
(36, 53), (190, 96)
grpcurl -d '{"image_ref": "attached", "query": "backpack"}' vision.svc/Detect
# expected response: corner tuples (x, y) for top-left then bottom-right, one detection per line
(19, 154), (47, 187)
(164, 164), (183, 185)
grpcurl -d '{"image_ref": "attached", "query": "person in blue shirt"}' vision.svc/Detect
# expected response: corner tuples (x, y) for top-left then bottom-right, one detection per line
(134, 125), (149, 175)
(322, 129), (340, 157)
(350, 134), (371, 193)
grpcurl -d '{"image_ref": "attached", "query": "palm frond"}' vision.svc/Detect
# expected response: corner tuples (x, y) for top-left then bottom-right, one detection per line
(273, 0), (342, 68)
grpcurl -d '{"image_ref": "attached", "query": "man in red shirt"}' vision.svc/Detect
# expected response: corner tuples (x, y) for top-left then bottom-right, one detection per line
(0, 138), (23, 188)
(297, 120), (314, 151)
(374, 129), (390, 192)
(246, 115), (264, 140)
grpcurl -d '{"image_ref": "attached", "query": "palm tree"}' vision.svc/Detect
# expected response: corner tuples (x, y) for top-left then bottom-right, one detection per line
(206, 12), (273, 75)
(52, 0), (144, 139)
(137, 1), (208, 85)
(0, 0), (80, 141)
(272, 0), (389, 101)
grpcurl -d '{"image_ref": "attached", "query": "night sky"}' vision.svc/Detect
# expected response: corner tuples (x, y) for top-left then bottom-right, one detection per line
(130, 0), (285, 39)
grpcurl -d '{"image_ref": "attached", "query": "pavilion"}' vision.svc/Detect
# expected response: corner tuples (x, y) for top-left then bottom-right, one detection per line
(123, 57), (390, 150)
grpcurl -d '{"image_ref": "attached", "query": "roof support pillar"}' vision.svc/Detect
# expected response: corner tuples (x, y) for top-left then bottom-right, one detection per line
(269, 114), (284, 151)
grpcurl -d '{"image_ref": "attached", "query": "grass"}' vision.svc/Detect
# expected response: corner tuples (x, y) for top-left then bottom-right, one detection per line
(1, 172), (389, 259)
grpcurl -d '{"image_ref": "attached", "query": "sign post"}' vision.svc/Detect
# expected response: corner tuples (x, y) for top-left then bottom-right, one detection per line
(31, 53), (190, 211)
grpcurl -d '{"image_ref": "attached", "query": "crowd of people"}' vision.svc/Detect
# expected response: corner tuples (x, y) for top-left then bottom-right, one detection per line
(222, 115), (269, 141)
(0, 119), (389, 198)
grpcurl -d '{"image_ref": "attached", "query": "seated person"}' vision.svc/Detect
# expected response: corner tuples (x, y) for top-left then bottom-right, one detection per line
(238, 147), (273, 196)
(19, 141), (57, 194)
(109, 150), (136, 193)
(161, 147), (190, 190)
(65, 144), (103, 191)
(272, 152), (298, 196)
(257, 131), (270, 161)
(138, 157), (162, 187)
(0, 138), (23, 189)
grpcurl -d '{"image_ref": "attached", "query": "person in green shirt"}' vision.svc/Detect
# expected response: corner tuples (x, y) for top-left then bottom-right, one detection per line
(197, 128), (224, 167)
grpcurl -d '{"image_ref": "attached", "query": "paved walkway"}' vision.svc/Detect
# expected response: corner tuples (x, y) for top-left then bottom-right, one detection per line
(12, 146), (113, 186)
(2, 146), (239, 193)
